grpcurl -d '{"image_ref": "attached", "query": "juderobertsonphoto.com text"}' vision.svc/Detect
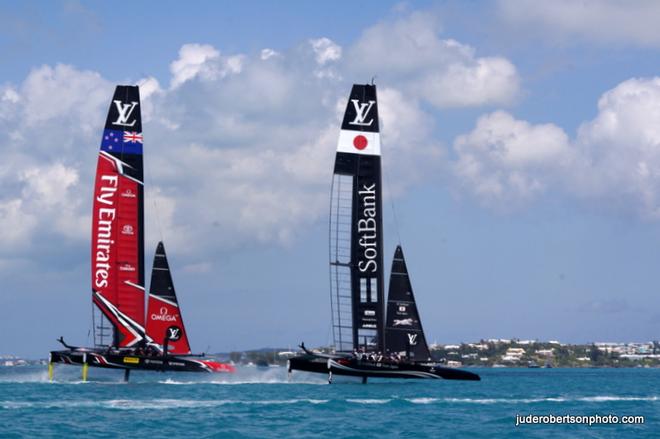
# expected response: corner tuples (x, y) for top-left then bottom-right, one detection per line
(515, 414), (645, 426)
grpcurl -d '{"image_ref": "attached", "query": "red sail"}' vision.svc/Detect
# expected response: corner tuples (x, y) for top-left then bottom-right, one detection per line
(91, 85), (145, 348)
(145, 242), (192, 355)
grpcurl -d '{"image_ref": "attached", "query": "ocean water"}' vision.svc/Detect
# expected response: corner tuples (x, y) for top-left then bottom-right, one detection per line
(1, 365), (658, 438)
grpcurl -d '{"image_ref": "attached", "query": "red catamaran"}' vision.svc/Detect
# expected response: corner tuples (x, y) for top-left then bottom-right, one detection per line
(49, 85), (234, 381)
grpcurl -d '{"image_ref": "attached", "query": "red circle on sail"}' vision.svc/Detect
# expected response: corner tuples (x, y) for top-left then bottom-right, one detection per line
(353, 135), (368, 150)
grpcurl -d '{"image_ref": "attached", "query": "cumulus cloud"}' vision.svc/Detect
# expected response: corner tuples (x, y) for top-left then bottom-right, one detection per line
(20, 163), (77, 208)
(0, 200), (37, 250)
(423, 57), (518, 108)
(573, 77), (660, 218)
(260, 48), (279, 60)
(452, 77), (660, 219)
(310, 37), (342, 65)
(497, 0), (660, 47)
(0, 162), (83, 255)
(453, 111), (571, 206)
(170, 43), (243, 89)
(0, 64), (111, 257)
(377, 87), (445, 192)
(1, 9), (524, 266)
(308, 37), (342, 79)
(347, 12), (520, 108)
(19, 64), (108, 132)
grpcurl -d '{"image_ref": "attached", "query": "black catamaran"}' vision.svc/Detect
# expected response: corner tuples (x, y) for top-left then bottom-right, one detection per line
(288, 83), (479, 382)
(49, 85), (234, 380)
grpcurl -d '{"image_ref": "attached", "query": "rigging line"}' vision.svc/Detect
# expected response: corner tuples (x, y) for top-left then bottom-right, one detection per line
(132, 85), (163, 244)
(328, 171), (336, 350)
(90, 300), (96, 347)
(382, 136), (403, 247)
(143, 138), (164, 244)
(326, 322), (334, 352)
(119, 86), (129, 168)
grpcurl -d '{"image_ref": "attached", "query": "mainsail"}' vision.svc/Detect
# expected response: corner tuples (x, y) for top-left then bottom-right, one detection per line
(330, 84), (385, 353)
(145, 242), (192, 355)
(91, 85), (146, 348)
(384, 246), (431, 360)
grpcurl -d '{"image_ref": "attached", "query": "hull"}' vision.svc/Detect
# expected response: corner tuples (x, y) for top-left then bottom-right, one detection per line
(50, 349), (234, 373)
(288, 354), (480, 381)
(288, 354), (331, 374)
(328, 358), (480, 381)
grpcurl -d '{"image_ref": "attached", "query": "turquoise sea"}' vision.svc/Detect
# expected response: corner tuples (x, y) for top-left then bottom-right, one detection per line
(1, 365), (658, 438)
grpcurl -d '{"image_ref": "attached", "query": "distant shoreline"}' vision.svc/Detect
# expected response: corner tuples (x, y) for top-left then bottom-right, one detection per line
(7, 339), (659, 368)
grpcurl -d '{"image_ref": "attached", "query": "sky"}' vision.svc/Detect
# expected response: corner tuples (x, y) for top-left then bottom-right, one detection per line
(2, 0), (660, 357)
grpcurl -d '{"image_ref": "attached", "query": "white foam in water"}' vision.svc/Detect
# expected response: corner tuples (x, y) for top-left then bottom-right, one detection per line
(105, 398), (330, 409)
(1, 401), (34, 409)
(407, 396), (658, 405)
(399, 397), (548, 405)
(3, 395), (658, 411)
(444, 398), (500, 404)
(252, 400), (304, 405)
(243, 399), (329, 405)
(442, 397), (570, 404)
(2, 400), (112, 410)
(346, 399), (392, 404)
(157, 367), (327, 386)
(158, 378), (326, 386)
(578, 396), (659, 402)
(0, 370), (51, 383)
(107, 399), (224, 410)
(406, 398), (439, 404)
(308, 399), (330, 404)
(1, 363), (329, 385)
(158, 378), (197, 385)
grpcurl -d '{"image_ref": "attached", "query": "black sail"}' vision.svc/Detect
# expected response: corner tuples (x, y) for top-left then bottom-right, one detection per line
(330, 84), (385, 353)
(148, 242), (176, 303)
(145, 242), (192, 355)
(384, 246), (431, 361)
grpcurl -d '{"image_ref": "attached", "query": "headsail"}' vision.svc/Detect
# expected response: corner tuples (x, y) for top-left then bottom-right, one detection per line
(330, 84), (385, 353)
(91, 85), (146, 348)
(384, 246), (431, 361)
(145, 242), (192, 355)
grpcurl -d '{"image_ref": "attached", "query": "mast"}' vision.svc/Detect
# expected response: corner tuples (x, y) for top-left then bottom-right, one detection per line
(91, 85), (146, 348)
(330, 84), (385, 353)
(145, 242), (192, 355)
(384, 246), (431, 361)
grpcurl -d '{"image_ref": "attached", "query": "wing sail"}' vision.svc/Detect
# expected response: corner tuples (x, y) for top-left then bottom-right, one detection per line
(330, 84), (385, 353)
(91, 85), (146, 348)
